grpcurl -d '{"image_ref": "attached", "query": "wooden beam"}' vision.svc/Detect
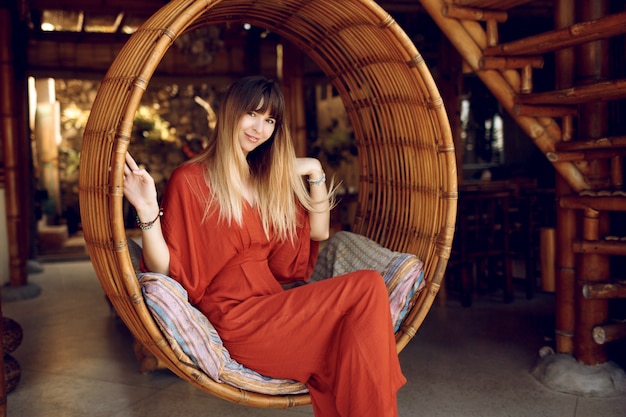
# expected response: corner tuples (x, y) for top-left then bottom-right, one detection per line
(449, 0), (535, 9)
(513, 104), (576, 118)
(560, 194), (626, 211)
(555, 135), (626, 151)
(442, 3), (507, 47)
(483, 10), (626, 56)
(479, 56), (543, 70)
(546, 149), (626, 163)
(442, 4), (508, 22)
(27, 0), (164, 15)
(583, 281), (626, 299)
(572, 239), (626, 256)
(516, 78), (626, 106)
(593, 323), (626, 344)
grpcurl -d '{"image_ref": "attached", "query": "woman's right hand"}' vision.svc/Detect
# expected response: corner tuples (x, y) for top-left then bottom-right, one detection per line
(123, 152), (160, 220)
(123, 152), (171, 275)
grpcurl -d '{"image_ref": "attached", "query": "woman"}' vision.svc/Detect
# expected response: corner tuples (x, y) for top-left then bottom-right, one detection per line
(123, 76), (406, 416)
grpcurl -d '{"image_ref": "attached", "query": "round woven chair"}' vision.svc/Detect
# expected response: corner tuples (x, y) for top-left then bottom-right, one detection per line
(79, 0), (457, 408)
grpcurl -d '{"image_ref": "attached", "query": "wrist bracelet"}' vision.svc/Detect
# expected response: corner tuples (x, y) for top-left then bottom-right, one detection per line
(307, 172), (326, 186)
(136, 208), (163, 230)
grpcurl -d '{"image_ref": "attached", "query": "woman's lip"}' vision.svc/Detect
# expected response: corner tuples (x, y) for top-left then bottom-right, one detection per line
(246, 133), (259, 143)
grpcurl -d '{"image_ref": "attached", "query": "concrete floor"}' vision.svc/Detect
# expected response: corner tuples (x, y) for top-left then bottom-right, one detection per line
(3, 259), (625, 417)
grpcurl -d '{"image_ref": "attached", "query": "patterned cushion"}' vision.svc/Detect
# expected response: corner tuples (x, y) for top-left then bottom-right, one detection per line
(139, 272), (307, 395)
(311, 231), (425, 332)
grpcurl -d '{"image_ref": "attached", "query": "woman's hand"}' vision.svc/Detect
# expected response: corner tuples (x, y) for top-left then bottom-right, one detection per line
(296, 157), (330, 241)
(295, 157), (324, 180)
(123, 152), (160, 221)
(122, 152), (171, 275)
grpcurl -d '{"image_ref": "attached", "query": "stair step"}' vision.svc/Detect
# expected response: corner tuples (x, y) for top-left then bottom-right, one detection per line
(513, 104), (576, 118)
(483, 10), (626, 56)
(546, 148), (626, 163)
(560, 192), (626, 211)
(515, 78), (626, 106)
(554, 135), (626, 151)
(573, 239), (626, 256)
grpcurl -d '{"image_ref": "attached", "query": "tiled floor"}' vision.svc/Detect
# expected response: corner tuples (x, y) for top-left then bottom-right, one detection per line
(3, 259), (625, 417)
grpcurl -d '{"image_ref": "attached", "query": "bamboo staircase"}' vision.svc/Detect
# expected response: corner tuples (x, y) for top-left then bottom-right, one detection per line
(420, 0), (626, 373)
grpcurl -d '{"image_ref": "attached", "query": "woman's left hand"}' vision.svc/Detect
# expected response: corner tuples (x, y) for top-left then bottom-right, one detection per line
(295, 157), (324, 180)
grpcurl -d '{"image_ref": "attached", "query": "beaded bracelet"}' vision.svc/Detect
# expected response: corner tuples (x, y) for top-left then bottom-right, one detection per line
(136, 208), (163, 230)
(307, 172), (326, 186)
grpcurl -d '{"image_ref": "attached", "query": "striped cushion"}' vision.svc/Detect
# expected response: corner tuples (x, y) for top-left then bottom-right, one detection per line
(311, 231), (425, 332)
(139, 272), (307, 395)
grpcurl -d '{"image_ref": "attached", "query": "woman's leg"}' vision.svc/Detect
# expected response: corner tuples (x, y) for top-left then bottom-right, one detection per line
(220, 270), (405, 416)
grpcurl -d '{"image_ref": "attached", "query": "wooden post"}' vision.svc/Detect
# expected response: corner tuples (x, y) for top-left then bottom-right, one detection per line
(553, 0), (577, 357)
(576, 208), (609, 363)
(574, 0), (611, 366)
(539, 227), (556, 292)
(0, 301), (6, 417)
(0, 5), (28, 287)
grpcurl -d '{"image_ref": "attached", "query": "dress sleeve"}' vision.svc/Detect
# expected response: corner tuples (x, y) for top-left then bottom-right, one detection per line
(268, 205), (320, 284)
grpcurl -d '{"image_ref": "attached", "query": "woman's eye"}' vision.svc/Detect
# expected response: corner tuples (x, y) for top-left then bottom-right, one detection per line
(266, 118), (276, 125)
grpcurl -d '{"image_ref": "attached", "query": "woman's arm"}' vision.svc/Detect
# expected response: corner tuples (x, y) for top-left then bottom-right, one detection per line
(296, 157), (330, 241)
(123, 152), (171, 274)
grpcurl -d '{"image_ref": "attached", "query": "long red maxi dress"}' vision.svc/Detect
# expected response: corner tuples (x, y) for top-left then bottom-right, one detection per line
(158, 162), (406, 416)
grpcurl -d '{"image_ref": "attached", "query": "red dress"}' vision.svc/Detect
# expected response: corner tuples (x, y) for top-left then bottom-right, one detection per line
(160, 162), (406, 416)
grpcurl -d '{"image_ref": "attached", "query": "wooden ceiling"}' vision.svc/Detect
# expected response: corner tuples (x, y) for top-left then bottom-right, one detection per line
(23, 0), (554, 35)
(18, 0), (554, 80)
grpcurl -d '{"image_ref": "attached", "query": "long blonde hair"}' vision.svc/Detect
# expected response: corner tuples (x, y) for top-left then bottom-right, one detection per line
(190, 76), (332, 241)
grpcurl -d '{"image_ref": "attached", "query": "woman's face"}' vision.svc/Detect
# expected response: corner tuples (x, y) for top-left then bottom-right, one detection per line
(236, 108), (276, 156)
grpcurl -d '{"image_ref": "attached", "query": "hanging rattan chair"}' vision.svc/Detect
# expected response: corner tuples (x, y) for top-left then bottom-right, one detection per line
(79, 0), (457, 408)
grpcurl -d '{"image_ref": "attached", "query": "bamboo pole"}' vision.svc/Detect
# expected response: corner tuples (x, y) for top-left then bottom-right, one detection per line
(593, 323), (626, 345)
(553, 0), (577, 357)
(483, 10), (626, 56)
(451, 0), (535, 8)
(561, 192), (626, 211)
(0, 7), (28, 287)
(516, 78), (626, 106)
(547, 149), (626, 163)
(418, 0), (589, 192)
(583, 282), (626, 299)
(442, 4), (508, 23)
(480, 56), (544, 93)
(576, 208), (609, 364)
(513, 104), (576, 118)
(442, 4), (507, 46)
(573, 239), (626, 256)
(574, 0), (612, 366)
(0, 304), (5, 417)
(480, 56), (544, 70)
(555, 135), (626, 151)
